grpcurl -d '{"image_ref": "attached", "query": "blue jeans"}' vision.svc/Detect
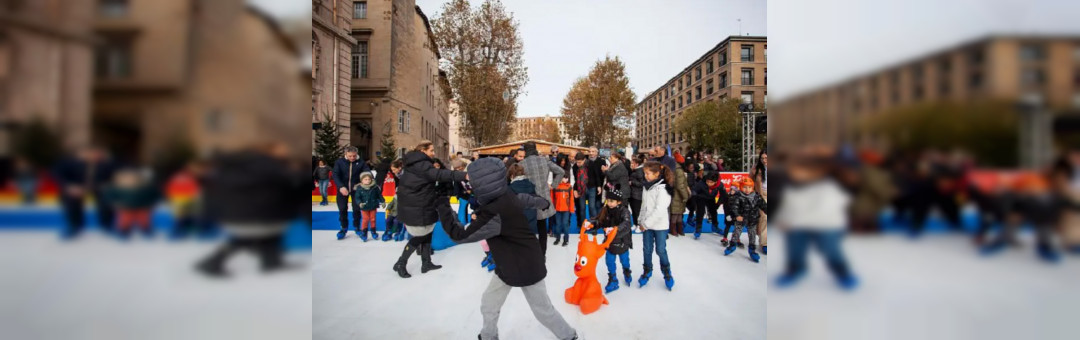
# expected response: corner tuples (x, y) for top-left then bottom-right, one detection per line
(586, 187), (599, 220)
(605, 251), (630, 274)
(458, 199), (471, 224)
(555, 212), (571, 242)
(317, 180), (329, 203)
(575, 194), (588, 229)
(642, 230), (670, 268)
(785, 230), (853, 279)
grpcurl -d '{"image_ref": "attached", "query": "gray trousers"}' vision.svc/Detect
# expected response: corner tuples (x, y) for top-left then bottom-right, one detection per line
(480, 276), (576, 340)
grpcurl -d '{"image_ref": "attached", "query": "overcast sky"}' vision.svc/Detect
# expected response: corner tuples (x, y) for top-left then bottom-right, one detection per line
(417, 0), (767, 118)
(769, 0), (1080, 102)
(248, 0), (308, 18)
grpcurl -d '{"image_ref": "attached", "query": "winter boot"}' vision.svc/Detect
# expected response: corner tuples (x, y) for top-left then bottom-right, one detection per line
(382, 229), (392, 241)
(481, 252), (491, 267)
(336, 229), (347, 240)
(694, 230), (701, 240)
(1037, 243), (1062, 264)
(721, 238), (729, 247)
(837, 275), (859, 291)
(638, 265), (653, 288)
(605, 273), (619, 293)
(420, 244), (443, 273)
(723, 243), (737, 256)
(393, 245), (416, 278)
(775, 270), (806, 289)
(748, 245), (761, 263)
(623, 268), (632, 285)
(370, 228), (378, 240)
(661, 265), (674, 291)
(554, 238), (560, 245)
(562, 238), (569, 247)
(359, 229), (369, 242)
(487, 258), (497, 272)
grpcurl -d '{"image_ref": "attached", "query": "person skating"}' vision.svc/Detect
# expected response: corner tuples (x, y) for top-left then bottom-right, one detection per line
(333, 146), (369, 240)
(637, 161), (675, 291)
(980, 174), (1079, 263)
(691, 173), (726, 239)
(519, 141), (565, 255)
(392, 141), (466, 278)
(724, 184), (746, 248)
(351, 173), (383, 241)
(552, 175), (575, 247)
(383, 194), (405, 241)
(104, 168), (161, 239)
(508, 164), (540, 241)
(585, 188), (634, 293)
(434, 158), (579, 340)
(725, 178), (768, 263)
(669, 161), (691, 237)
(628, 154), (646, 225)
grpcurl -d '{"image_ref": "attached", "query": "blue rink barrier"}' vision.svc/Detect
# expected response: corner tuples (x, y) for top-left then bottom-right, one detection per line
(0, 207), (311, 251)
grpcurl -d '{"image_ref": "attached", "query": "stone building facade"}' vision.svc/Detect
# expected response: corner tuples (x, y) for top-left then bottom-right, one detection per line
(634, 35), (767, 153)
(0, 0), (95, 157)
(91, 0), (306, 162)
(771, 35), (1080, 150)
(313, 0), (355, 149)
(349, 0), (450, 161)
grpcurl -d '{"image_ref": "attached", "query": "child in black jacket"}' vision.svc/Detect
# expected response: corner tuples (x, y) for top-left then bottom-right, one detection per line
(586, 188), (634, 294)
(691, 172), (726, 239)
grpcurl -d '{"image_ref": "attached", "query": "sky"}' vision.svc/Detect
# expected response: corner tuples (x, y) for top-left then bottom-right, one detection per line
(769, 0), (1080, 102)
(416, 0), (767, 118)
(248, 0), (309, 19)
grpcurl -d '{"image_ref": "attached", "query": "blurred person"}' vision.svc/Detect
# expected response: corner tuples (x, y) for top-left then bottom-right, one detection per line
(668, 159), (690, 238)
(13, 156), (38, 205)
(379, 159), (403, 211)
(979, 173), (1079, 263)
(683, 161), (700, 235)
(506, 149), (526, 168)
(550, 145), (560, 163)
(754, 151), (769, 250)
(392, 140), (467, 278)
(628, 154), (646, 225)
(520, 141), (565, 255)
(572, 153), (589, 229)
(333, 146), (370, 239)
(1058, 150), (1080, 252)
(636, 161), (675, 290)
(650, 146), (677, 174)
(508, 164), (539, 244)
(168, 161), (213, 239)
(968, 174), (1014, 247)
(773, 155), (857, 290)
(197, 143), (306, 277)
(105, 168), (161, 239)
(725, 178), (767, 262)
(453, 161), (474, 224)
(552, 173), (574, 247)
(587, 147), (605, 219)
(587, 188), (634, 294)
(384, 194), (407, 242)
(314, 159), (331, 206)
(351, 173), (384, 241)
(471, 151), (481, 162)
(692, 172), (725, 240)
(54, 145), (118, 239)
(850, 150), (897, 234)
(716, 157), (725, 172)
(434, 158), (578, 340)
(602, 151), (629, 197)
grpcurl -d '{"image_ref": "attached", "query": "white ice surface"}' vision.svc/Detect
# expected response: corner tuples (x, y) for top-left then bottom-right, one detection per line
(314, 230), (767, 340)
(0, 231), (312, 340)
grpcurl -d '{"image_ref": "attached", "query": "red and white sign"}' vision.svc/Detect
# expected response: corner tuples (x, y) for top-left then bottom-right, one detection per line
(718, 172), (750, 192)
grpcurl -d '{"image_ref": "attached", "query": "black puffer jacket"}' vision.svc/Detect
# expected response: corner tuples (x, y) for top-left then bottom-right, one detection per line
(604, 160), (630, 195)
(629, 166), (645, 201)
(589, 204), (633, 255)
(203, 151), (307, 223)
(397, 150), (466, 226)
(436, 158), (551, 287)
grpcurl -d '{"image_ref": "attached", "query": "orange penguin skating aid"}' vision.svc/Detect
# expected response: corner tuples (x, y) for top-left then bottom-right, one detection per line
(565, 223), (616, 315)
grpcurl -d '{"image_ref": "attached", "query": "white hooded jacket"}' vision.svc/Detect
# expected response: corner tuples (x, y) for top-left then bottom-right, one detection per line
(638, 179), (671, 231)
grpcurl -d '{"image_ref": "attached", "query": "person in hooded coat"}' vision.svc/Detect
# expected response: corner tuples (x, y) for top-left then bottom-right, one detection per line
(435, 158), (579, 340)
(392, 141), (467, 278)
(519, 141), (565, 255)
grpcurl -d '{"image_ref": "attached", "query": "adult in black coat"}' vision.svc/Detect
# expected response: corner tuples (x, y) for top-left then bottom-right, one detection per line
(373, 156), (392, 190)
(435, 157), (578, 340)
(198, 144), (307, 277)
(332, 146), (370, 232)
(53, 145), (118, 237)
(392, 141), (467, 278)
(628, 154), (646, 224)
(586, 147), (606, 218)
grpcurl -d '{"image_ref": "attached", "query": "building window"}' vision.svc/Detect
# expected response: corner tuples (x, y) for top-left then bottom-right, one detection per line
(398, 110), (410, 133)
(706, 80), (714, 95)
(764, 68), (767, 85)
(741, 68), (753, 85)
(719, 73), (727, 88)
(1021, 68), (1046, 86)
(706, 58), (714, 74)
(685, 91), (691, 105)
(95, 34), (133, 78)
(719, 50), (727, 66)
(741, 45), (754, 62)
(695, 66), (701, 81)
(99, 0), (128, 17)
(678, 80), (683, 91)
(969, 49), (984, 65)
(678, 96), (683, 109)
(1019, 44), (1044, 61)
(353, 1), (367, 19)
(352, 42), (368, 78)
(741, 91), (754, 105)
(695, 86), (701, 100)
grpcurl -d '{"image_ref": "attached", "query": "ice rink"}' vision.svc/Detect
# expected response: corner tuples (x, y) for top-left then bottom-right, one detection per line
(313, 229), (767, 340)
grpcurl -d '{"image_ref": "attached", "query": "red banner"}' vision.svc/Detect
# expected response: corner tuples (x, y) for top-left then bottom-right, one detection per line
(718, 172), (751, 192)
